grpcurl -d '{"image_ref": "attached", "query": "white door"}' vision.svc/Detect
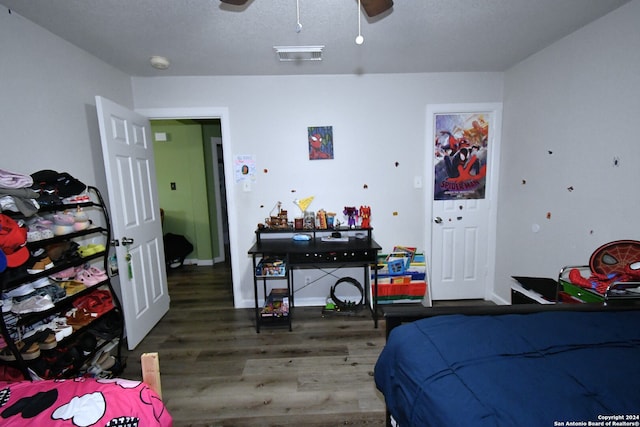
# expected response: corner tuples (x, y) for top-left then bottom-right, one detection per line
(96, 96), (170, 349)
(427, 103), (502, 300)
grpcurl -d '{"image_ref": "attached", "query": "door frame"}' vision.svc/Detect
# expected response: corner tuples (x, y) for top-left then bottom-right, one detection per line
(209, 136), (226, 264)
(137, 107), (241, 307)
(424, 102), (502, 302)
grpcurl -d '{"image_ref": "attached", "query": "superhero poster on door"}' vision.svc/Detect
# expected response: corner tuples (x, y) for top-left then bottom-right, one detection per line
(433, 112), (489, 200)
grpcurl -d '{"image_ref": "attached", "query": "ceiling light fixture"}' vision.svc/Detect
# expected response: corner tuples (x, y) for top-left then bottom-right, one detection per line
(274, 46), (324, 62)
(295, 0), (302, 33)
(150, 55), (170, 70)
(355, 0), (364, 45)
(361, 0), (394, 17)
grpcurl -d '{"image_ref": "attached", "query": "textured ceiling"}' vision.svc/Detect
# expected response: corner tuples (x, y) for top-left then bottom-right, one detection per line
(1, 0), (632, 77)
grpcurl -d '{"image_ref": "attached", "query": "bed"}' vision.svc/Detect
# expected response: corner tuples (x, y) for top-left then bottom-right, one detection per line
(374, 304), (640, 427)
(0, 352), (171, 426)
(0, 376), (172, 426)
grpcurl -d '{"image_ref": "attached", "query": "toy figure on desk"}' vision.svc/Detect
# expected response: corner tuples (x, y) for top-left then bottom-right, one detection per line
(344, 206), (358, 228)
(359, 205), (371, 228)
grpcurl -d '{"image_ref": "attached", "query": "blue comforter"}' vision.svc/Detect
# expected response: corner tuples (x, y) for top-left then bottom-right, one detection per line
(375, 310), (640, 427)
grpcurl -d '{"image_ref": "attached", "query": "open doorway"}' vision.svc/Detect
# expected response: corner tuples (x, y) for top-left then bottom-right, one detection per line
(150, 119), (230, 267)
(137, 107), (243, 308)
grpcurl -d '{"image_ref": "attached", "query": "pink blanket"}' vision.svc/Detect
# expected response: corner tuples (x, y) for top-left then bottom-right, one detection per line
(0, 377), (172, 426)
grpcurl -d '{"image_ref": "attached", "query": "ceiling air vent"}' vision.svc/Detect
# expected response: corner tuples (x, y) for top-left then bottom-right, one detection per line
(274, 46), (324, 62)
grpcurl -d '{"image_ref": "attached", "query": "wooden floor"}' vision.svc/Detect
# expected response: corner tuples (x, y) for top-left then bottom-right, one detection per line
(119, 264), (386, 426)
(120, 263), (494, 427)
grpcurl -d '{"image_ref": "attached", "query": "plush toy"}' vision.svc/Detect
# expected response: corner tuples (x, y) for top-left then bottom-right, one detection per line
(343, 206), (358, 228)
(359, 206), (371, 229)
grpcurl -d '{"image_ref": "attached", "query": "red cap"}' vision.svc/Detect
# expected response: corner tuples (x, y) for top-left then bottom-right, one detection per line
(0, 214), (29, 268)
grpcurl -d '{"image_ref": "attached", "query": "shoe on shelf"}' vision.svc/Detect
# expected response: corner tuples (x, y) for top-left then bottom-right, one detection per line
(88, 243), (106, 253)
(26, 217), (55, 242)
(75, 270), (102, 287)
(72, 208), (91, 231)
(30, 277), (52, 289)
(73, 220), (90, 231)
(87, 313), (122, 341)
(2, 283), (36, 300)
(77, 245), (97, 258)
(23, 328), (58, 351)
(27, 225), (55, 242)
(52, 224), (74, 236)
(49, 266), (77, 281)
(0, 340), (41, 361)
(52, 212), (75, 226)
(65, 307), (96, 331)
(86, 266), (108, 280)
(59, 280), (86, 296)
(11, 294), (55, 314)
(34, 283), (66, 303)
(45, 317), (73, 342)
(39, 346), (81, 378)
(45, 241), (79, 262)
(73, 291), (112, 317)
(27, 257), (54, 274)
(72, 207), (88, 222)
(77, 333), (97, 356)
(62, 193), (91, 204)
(0, 299), (12, 313)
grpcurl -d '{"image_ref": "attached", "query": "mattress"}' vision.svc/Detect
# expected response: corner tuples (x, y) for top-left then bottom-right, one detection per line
(374, 310), (640, 427)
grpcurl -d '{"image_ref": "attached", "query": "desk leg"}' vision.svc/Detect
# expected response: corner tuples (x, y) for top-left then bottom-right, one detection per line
(288, 266), (293, 331)
(252, 255), (260, 333)
(373, 263), (379, 328)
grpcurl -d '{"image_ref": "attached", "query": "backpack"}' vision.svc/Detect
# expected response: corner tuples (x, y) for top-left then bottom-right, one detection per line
(163, 233), (194, 269)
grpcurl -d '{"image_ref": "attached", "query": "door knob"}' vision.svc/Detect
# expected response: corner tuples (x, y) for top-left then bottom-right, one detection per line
(122, 237), (134, 246)
(434, 217), (443, 224)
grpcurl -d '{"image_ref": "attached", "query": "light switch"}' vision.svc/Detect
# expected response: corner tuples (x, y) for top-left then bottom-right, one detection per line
(243, 181), (251, 192)
(414, 176), (423, 189)
(170, 182), (176, 190)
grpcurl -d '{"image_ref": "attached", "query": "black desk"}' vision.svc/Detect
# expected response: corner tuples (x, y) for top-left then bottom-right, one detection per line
(248, 236), (382, 332)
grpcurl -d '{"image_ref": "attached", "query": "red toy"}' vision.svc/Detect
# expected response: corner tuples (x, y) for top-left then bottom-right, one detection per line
(569, 240), (640, 294)
(359, 206), (371, 229)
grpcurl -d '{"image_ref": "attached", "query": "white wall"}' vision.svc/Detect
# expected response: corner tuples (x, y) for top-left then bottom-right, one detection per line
(0, 9), (134, 194)
(496, 0), (640, 301)
(132, 73), (504, 307)
(6, 0), (636, 310)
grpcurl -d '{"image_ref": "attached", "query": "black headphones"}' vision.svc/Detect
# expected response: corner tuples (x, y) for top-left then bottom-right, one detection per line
(330, 277), (364, 311)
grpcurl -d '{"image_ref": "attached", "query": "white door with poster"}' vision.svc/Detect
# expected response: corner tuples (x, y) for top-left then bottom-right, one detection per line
(427, 103), (502, 300)
(96, 96), (170, 350)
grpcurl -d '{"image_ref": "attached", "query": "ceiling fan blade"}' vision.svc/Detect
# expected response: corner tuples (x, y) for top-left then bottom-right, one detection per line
(220, 0), (249, 5)
(361, 0), (393, 17)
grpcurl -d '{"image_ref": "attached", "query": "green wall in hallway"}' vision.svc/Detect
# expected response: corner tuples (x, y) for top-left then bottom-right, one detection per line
(152, 119), (213, 262)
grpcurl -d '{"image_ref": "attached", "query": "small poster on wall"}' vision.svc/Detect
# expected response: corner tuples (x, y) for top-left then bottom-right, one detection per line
(234, 154), (255, 183)
(308, 126), (334, 160)
(433, 112), (489, 200)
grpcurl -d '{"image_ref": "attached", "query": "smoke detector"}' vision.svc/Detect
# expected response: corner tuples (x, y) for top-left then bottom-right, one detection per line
(150, 55), (170, 70)
(274, 46), (324, 62)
